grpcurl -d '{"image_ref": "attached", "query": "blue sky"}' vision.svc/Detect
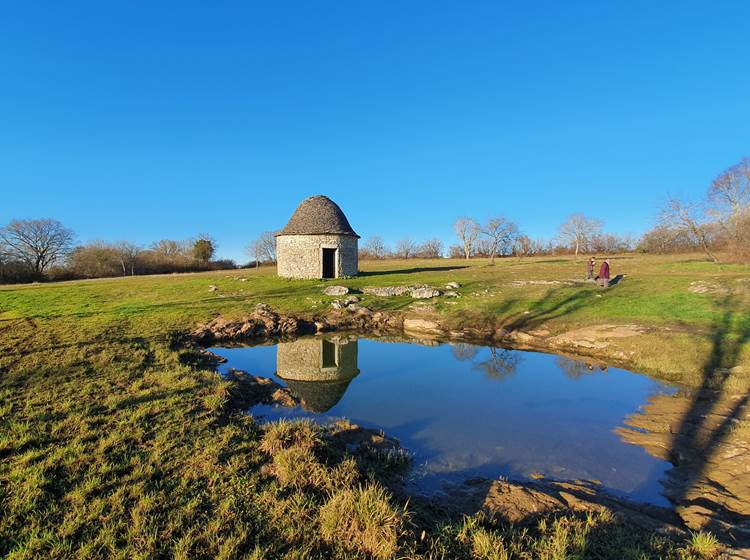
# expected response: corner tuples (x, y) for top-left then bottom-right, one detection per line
(2, 1), (748, 261)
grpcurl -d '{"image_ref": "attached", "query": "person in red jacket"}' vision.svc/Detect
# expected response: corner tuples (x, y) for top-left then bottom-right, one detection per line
(598, 258), (611, 287)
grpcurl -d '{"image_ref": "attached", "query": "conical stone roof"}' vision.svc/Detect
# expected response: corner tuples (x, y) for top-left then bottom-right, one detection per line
(277, 195), (359, 237)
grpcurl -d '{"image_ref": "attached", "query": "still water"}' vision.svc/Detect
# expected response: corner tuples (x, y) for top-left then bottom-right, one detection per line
(211, 336), (675, 506)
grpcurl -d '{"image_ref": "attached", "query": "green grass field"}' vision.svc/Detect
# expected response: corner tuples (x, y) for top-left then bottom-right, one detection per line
(1, 253), (747, 558)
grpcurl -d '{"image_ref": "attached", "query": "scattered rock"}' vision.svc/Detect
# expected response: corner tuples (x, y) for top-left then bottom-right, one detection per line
(446, 281), (460, 289)
(208, 285), (219, 292)
(323, 285), (349, 296)
(343, 295), (359, 305)
(443, 290), (459, 297)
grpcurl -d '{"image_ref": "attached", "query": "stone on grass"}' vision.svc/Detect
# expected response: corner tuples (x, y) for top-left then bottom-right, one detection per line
(323, 285), (349, 296)
(208, 285), (219, 292)
(446, 281), (460, 289)
(363, 286), (411, 297)
(410, 287), (441, 299)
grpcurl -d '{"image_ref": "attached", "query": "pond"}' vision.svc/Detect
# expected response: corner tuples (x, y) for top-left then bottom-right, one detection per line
(211, 336), (676, 506)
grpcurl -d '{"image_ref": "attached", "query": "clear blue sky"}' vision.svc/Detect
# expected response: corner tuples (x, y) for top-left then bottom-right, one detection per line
(2, 1), (748, 261)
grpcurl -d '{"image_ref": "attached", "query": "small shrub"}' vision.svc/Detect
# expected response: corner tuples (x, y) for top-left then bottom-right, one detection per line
(319, 483), (404, 560)
(688, 531), (721, 558)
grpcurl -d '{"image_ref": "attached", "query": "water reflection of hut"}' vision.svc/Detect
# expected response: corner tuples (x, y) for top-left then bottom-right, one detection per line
(276, 337), (359, 413)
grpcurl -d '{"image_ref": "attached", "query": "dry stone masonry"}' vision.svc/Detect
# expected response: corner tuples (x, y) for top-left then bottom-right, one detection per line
(276, 195), (359, 279)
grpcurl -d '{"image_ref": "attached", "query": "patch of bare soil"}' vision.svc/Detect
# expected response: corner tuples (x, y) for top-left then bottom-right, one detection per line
(547, 324), (647, 350)
(617, 392), (750, 547)
(434, 477), (684, 536)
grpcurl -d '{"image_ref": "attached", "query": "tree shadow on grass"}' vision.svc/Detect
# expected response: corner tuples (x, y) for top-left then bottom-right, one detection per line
(358, 265), (469, 277)
(660, 293), (750, 545)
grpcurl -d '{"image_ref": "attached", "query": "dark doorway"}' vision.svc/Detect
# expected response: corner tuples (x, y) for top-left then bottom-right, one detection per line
(322, 248), (336, 279)
(321, 340), (337, 368)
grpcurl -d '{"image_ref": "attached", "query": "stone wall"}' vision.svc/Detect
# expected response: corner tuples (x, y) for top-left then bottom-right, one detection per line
(276, 234), (358, 279)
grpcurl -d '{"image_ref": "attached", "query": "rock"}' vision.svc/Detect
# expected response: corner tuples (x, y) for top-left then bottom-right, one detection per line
(323, 285), (349, 296)
(403, 318), (443, 336)
(446, 281), (460, 289)
(443, 290), (459, 297)
(331, 300), (343, 310)
(410, 287), (441, 299)
(343, 295), (359, 305)
(363, 286), (411, 297)
(688, 281), (730, 296)
(208, 285), (218, 292)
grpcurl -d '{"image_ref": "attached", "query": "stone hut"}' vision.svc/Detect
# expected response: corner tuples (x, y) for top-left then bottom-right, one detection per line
(276, 195), (359, 279)
(276, 337), (359, 413)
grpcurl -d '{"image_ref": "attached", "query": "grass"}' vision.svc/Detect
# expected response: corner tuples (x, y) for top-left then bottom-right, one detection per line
(0, 253), (745, 558)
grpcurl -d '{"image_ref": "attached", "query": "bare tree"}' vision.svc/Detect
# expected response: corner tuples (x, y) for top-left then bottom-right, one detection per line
(557, 214), (602, 261)
(660, 198), (718, 263)
(709, 157), (750, 258)
(0, 218), (74, 276)
(453, 217), (480, 259)
(361, 235), (387, 259)
(247, 231), (277, 267)
(417, 238), (443, 259)
(481, 217), (519, 264)
(395, 238), (416, 259)
(114, 242), (142, 276)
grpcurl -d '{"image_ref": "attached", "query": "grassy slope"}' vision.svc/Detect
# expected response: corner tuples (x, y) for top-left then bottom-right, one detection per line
(0, 253), (746, 558)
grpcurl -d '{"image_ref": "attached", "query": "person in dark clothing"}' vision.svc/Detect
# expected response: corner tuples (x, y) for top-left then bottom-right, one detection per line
(598, 259), (611, 287)
(586, 257), (597, 280)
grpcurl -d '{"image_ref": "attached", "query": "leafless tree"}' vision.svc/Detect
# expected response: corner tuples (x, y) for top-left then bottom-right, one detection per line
(557, 214), (602, 261)
(395, 238), (416, 259)
(481, 217), (519, 264)
(660, 198), (718, 263)
(708, 157), (750, 258)
(0, 218), (74, 276)
(247, 231), (277, 267)
(114, 242), (142, 276)
(453, 217), (480, 259)
(361, 235), (387, 259)
(417, 238), (443, 259)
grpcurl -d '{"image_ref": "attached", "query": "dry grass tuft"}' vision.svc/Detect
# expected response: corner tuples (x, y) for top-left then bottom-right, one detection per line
(319, 483), (405, 559)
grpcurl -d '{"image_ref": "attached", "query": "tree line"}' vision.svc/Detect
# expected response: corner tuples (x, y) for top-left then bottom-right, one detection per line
(2, 157), (747, 284)
(0, 222), (236, 284)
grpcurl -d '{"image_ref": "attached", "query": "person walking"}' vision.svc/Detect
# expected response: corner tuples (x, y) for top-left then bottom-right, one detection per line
(598, 258), (611, 288)
(586, 257), (597, 281)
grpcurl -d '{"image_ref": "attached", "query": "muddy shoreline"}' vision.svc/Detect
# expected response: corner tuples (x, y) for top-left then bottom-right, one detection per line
(189, 304), (750, 554)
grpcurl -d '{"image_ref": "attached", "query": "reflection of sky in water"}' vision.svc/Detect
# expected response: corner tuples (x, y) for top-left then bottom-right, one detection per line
(212, 339), (675, 506)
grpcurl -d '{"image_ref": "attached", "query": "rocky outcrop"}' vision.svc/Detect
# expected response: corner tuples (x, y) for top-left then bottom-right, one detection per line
(363, 286), (412, 297)
(192, 304), (310, 343)
(363, 285), (444, 299)
(410, 287), (441, 299)
(224, 368), (299, 409)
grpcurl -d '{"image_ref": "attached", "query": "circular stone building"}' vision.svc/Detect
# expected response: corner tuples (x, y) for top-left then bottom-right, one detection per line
(275, 195), (359, 279)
